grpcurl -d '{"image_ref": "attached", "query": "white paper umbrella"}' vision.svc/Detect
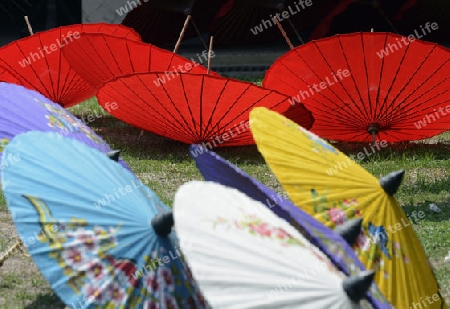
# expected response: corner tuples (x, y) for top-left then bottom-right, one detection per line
(174, 181), (376, 309)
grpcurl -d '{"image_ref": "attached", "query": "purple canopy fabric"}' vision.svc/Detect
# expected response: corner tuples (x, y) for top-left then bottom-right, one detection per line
(0, 82), (130, 171)
(189, 144), (392, 309)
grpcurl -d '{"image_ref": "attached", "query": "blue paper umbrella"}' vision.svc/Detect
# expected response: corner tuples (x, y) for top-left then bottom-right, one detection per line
(0, 132), (210, 309)
(189, 144), (392, 308)
(0, 82), (129, 171)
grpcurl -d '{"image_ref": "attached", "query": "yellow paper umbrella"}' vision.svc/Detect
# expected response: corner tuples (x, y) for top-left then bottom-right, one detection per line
(249, 107), (445, 309)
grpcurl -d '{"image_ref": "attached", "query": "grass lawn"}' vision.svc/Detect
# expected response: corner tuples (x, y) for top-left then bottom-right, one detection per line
(0, 94), (450, 308)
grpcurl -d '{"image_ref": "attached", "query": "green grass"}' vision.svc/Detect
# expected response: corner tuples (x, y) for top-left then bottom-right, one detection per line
(1, 93), (450, 307)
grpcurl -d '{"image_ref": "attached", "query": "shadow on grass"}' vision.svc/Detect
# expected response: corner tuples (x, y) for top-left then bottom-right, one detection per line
(79, 114), (450, 166)
(333, 141), (450, 161)
(88, 116), (266, 165)
(24, 293), (63, 309)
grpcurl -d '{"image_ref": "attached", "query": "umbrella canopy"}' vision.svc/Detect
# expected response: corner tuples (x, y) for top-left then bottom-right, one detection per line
(309, 0), (407, 40)
(1, 131), (210, 308)
(121, 0), (227, 45)
(393, 0), (450, 43)
(209, 0), (341, 46)
(0, 23), (140, 108)
(0, 66), (20, 83)
(95, 72), (313, 147)
(0, 82), (129, 171)
(263, 32), (450, 143)
(249, 107), (446, 309)
(189, 144), (392, 308)
(174, 180), (377, 308)
(61, 33), (217, 90)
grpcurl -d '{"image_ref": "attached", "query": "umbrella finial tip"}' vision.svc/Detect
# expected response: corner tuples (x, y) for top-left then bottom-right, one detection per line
(334, 218), (363, 246)
(106, 150), (121, 162)
(379, 170), (405, 195)
(343, 270), (375, 302)
(151, 211), (174, 236)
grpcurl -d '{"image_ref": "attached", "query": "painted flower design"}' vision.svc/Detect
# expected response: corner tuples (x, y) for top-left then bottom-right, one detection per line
(161, 294), (179, 309)
(73, 228), (99, 251)
(83, 283), (108, 305)
(0, 138), (9, 152)
(355, 230), (368, 250)
(195, 290), (208, 307)
(107, 282), (127, 305)
(328, 208), (347, 225)
(144, 300), (160, 309)
(248, 222), (272, 237)
(61, 246), (86, 269)
(83, 260), (109, 281)
(215, 216), (304, 247)
(158, 266), (175, 293)
(144, 271), (160, 294)
(272, 227), (292, 239)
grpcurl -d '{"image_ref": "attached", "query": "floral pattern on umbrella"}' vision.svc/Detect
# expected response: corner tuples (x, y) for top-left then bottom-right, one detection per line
(214, 214), (305, 247)
(0, 138), (8, 152)
(25, 195), (209, 308)
(35, 98), (104, 145)
(309, 188), (410, 282)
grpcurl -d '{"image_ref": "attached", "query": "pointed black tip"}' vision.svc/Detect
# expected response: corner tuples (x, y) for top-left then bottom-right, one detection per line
(379, 170), (405, 196)
(106, 150), (121, 162)
(334, 218), (363, 247)
(151, 211), (174, 237)
(343, 270), (375, 303)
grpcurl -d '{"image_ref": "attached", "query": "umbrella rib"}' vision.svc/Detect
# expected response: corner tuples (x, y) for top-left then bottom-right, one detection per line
(199, 75), (205, 140)
(330, 34), (372, 122)
(302, 40), (369, 121)
(201, 77), (229, 138)
(175, 74), (204, 140)
(104, 76), (193, 139)
(379, 47), (450, 125)
(373, 33), (387, 123)
(386, 46), (437, 114)
(360, 33), (374, 123)
(202, 81), (256, 138)
(376, 33), (410, 122)
(148, 74), (199, 140)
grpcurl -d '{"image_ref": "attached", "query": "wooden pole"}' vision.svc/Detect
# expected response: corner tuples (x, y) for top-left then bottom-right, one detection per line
(173, 15), (192, 54)
(273, 17), (294, 50)
(24, 16), (34, 35)
(207, 36), (214, 75)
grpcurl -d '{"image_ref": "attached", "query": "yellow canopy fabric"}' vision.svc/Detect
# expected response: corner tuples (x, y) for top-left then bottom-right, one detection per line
(249, 107), (445, 309)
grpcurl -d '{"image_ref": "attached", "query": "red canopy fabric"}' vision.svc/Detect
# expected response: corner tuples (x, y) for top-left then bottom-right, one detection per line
(0, 67), (20, 83)
(61, 33), (217, 90)
(0, 24), (140, 108)
(96, 72), (313, 146)
(263, 32), (450, 143)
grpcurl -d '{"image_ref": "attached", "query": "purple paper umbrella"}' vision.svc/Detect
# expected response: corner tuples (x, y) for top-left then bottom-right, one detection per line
(0, 82), (130, 171)
(189, 144), (393, 309)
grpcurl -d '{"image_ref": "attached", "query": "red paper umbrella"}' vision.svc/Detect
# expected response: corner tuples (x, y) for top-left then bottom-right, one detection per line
(263, 32), (450, 143)
(0, 23), (140, 108)
(61, 33), (217, 90)
(393, 0), (450, 43)
(209, 0), (341, 46)
(96, 72), (314, 146)
(0, 67), (20, 83)
(309, 0), (408, 40)
(121, 0), (227, 46)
